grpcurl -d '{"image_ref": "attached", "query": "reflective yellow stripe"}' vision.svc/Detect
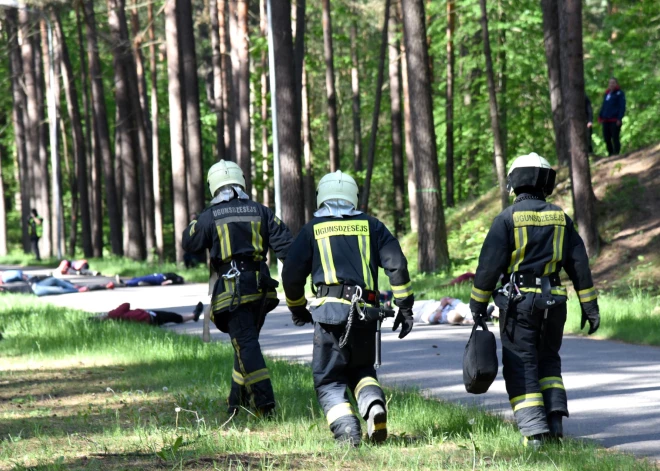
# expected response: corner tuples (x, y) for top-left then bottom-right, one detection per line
(189, 220), (197, 237)
(510, 393), (544, 412)
(578, 287), (598, 303)
(374, 422), (387, 430)
(311, 297), (354, 307)
(232, 338), (254, 408)
(251, 221), (263, 261)
(519, 286), (567, 296)
(391, 281), (413, 299)
(232, 369), (245, 385)
(243, 368), (270, 387)
(317, 238), (338, 284)
(513, 211), (566, 227)
(216, 223), (233, 262)
(471, 287), (491, 303)
(472, 286), (490, 296)
(543, 225), (565, 275)
(326, 402), (355, 425)
(213, 292), (277, 311)
(354, 377), (381, 399)
(357, 233), (372, 290)
(540, 376), (565, 391)
(509, 226), (528, 273)
(286, 295), (307, 307)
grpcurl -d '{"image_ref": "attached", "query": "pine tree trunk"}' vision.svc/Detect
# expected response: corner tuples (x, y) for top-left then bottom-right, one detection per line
(55, 11), (93, 258)
(558, 0), (599, 256)
(302, 63), (315, 222)
(148, 1), (165, 260)
(541, 0), (569, 166)
(400, 40), (418, 232)
(401, 0), (450, 272)
(235, 0), (252, 195)
(219, 0), (236, 162)
(360, 0), (390, 212)
(388, 7), (405, 236)
(229, 1), (241, 165)
(5, 10), (31, 252)
(321, 0), (340, 172)
(83, 0), (123, 255)
(0, 141), (7, 256)
(445, 0), (455, 208)
(293, 0), (306, 138)
(271, 0), (305, 235)
(178, 0), (206, 214)
(165, 0), (189, 262)
(478, 0), (508, 210)
(108, 0), (146, 260)
(210, 0), (227, 160)
(497, 1), (507, 162)
(260, 0), (271, 208)
(350, 1), (362, 173)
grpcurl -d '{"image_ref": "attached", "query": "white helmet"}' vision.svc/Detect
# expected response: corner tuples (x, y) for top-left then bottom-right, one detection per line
(316, 170), (359, 208)
(207, 160), (245, 196)
(506, 152), (556, 196)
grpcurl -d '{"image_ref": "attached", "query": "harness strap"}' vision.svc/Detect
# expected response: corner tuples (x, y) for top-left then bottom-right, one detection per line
(316, 284), (379, 306)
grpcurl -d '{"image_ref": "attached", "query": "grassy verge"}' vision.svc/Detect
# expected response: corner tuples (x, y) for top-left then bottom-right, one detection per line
(0, 296), (655, 470)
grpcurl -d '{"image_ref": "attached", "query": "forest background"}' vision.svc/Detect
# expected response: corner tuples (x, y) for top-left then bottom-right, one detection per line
(0, 0), (658, 278)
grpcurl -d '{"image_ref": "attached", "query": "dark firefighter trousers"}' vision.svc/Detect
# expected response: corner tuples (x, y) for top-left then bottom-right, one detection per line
(313, 321), (386, 439)
(219, 303), (275, 412)
(496, 292), (568, 437)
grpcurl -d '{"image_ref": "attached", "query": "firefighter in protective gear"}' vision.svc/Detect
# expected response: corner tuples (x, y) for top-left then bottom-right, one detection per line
(182, 160), (293, 416)
(282, 171), (414, 446)
(470, 152), (600, 447)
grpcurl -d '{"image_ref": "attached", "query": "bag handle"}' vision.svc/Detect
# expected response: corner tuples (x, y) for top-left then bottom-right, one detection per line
(470, 313), (489, 335)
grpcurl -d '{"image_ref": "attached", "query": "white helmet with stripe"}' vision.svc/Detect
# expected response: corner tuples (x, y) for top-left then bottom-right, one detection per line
(506, 152), (557, 196)
(207, 160), (246, 196)
(316, 171), (359, 208)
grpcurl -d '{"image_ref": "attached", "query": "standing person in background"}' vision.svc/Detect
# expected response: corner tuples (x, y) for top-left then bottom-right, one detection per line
(585, 96), (594, 154)
(598, 77), (626, 156)
(28, 209), (43, 261)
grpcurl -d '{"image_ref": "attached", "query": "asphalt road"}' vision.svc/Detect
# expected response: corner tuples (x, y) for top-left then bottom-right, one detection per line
(28, 274), (660, 460)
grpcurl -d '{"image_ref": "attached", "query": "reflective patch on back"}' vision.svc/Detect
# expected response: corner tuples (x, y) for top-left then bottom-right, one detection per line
(513, 211), (566, 227)
(313, 220), (369, 239)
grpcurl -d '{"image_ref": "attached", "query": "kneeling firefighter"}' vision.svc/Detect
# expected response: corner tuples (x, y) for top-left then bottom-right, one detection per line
(282, 171), (414, 446)
(182, 160), (293, 416)
(469, 153), (600, 447)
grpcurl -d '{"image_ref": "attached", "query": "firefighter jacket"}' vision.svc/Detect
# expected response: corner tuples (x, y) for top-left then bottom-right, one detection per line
(282, 213), (414, 325)
(469, 194), (598, 316)
(182, 198), (293, 317)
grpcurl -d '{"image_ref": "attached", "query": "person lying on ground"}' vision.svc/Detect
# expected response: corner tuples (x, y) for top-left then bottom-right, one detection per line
(114, 272), (184, 287)
(412, 298), (497, 325)
(90, 302), (204, 326)
(57, 259), (101, 276)
(0, 270), (114, 296)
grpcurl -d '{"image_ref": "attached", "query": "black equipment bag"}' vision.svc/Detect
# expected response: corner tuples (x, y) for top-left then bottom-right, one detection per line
(463, 316), (498, 394)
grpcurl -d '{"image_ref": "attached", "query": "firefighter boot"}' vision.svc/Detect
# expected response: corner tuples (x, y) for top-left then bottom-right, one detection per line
(366, 403), (387, 443)
(330, 415), (362, 447)
(522, 434), (544, 450)
(548, 412), (563, 439)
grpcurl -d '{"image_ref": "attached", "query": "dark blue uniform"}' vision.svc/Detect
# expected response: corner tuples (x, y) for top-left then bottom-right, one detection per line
(598, 87), (626, 156)
(183, 197), (293, 413)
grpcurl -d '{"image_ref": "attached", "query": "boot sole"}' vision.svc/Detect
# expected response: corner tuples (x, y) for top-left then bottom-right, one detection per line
(367, 408), (387, 443)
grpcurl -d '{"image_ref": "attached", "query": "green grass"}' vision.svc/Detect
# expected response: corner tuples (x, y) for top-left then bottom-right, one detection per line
(0, 251), (209, 283)
(0, 296), (656, 470)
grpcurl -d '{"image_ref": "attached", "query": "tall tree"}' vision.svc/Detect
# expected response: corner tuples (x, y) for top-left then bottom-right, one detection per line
(558, 0), (599, 256)
(0, 142), (6, 256)
(234, 0), (252, 195)
(5, 10), (30, 252)
(445, 0), (455, 208)
(54, 11), (93, 258)
(321, 0), (340, 172)
(165, 0), (189, 262)
(400, 40), (418, 232)
(401, 0), (449, 272)
(178, 0), (206, 214)
(302, 63), (315, 221)
(388, 6), (405, 236)
(148, 0), (164, 260)
(76, 3), (103, 257)
(271, 0), (305, 235)
(293, 0), (306, 137)
(108, 0), (146, 260)
(479, 0), (508, 210)
(260, 0), (271, 208)
(496, 0), (507, 161)
(360, 0), (390, 212)
(541, 0), (569, 166)
(210, 0), (227, 160)
(83, 0), (123, 255)
(350, 0), (362, 172)
(219, 0), (235, 162)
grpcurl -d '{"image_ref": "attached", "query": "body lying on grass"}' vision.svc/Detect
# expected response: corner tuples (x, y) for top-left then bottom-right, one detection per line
(90, 301), (203, 325)
(0, 295), (655, 471)
(0, 269), (114, 296)
(115, 272), (185, 287)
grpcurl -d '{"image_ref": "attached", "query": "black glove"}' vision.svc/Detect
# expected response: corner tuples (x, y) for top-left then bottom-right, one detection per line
(290, 306), (312, 326)
(581, 305), (600, 335)
(392, 308), (414, 339)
